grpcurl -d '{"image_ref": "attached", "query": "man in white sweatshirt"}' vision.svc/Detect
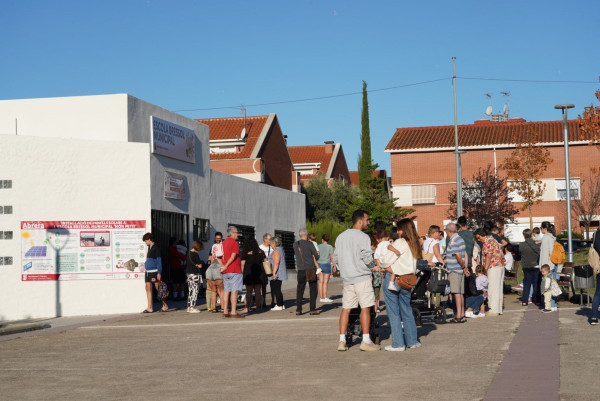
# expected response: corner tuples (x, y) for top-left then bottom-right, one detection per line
(335, 209), (380, 352)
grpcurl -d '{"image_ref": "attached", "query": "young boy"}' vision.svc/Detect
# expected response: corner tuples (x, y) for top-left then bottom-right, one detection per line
(541, 264), (555, 313)
(373, 230), (390, 311)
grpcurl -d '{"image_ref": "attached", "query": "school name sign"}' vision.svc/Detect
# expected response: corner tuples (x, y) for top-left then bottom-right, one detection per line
(151, 116), (196, 164)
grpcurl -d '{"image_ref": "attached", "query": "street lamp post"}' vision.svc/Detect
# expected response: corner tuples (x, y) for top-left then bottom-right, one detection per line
(555, 103), (575, 263)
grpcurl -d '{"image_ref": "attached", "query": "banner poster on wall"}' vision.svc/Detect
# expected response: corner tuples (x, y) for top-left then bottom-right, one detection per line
(21, 220), (147, 281)
(164, 171), (186, 200)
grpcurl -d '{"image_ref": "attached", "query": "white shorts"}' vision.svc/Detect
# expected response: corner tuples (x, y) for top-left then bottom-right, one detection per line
(342, 278), (376, 309)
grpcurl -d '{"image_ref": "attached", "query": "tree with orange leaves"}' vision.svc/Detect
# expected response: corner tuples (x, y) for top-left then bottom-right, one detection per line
(501, 126), (552, 229)
(577, 89), (600, 175)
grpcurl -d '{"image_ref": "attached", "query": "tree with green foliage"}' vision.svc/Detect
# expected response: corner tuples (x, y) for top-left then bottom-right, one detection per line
(343, 176), (414, 234)
(358, 80), (377, 189)
(304, 174), (356, 222)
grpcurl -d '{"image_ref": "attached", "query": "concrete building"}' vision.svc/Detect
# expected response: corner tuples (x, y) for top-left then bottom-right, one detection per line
(288, 143), (351, 190)
(0, 94), (305, 321)
(385, 118), (598, 242)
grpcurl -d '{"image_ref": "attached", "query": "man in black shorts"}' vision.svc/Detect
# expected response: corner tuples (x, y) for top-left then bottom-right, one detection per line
(142, 233), (168, 312)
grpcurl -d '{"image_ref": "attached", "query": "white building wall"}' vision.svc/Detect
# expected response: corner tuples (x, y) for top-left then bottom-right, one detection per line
(0, 94), (129, 141)
(0, 135), (151, 321)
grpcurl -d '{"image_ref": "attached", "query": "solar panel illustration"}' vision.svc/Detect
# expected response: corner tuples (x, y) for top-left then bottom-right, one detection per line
(24, 246), (47, 257)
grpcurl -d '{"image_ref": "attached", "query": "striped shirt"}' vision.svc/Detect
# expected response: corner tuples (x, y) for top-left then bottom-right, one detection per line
(446, 233), (466, 271)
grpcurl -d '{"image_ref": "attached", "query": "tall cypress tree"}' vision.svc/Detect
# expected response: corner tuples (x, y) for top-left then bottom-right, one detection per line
(358, 80), (374, 189)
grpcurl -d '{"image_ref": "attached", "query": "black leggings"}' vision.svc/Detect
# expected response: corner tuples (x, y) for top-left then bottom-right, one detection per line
(270, 279), (283, 307)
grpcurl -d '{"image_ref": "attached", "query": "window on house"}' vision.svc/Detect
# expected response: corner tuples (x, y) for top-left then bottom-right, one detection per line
(556, 178), (580, 200)
(193, 218), (210, 242)
(412, 184), (436, 205)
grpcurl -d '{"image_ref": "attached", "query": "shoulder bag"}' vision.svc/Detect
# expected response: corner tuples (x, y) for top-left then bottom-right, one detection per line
(261, 250), (273, 276)
(297, 241), (317, 283)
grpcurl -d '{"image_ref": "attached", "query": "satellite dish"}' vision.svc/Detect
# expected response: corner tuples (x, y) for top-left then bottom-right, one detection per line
(503, 104), (508, 114)
(485, 106), (493, 116)
(240, 127), (246, 139)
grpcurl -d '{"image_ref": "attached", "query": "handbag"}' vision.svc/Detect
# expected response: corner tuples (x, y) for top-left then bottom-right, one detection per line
(305, 268), (317, 283)
(422, 240), (435, 262)
(395, 273), (417, 290)
(157, 281), (169, 300)
(427, 267), (450, 293)
(262, 260), (273, 276)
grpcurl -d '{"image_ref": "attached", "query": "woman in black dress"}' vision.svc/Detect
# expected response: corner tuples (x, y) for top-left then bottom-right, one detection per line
(241, 238), (267, 314)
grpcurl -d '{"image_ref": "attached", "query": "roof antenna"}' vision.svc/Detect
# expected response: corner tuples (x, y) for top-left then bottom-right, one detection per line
(240, 104), (247, 139)
(484, 93), (492, 116)
(500, 91), (510, 117)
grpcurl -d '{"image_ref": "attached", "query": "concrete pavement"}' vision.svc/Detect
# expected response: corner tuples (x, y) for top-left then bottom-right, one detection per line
(0, 279), (597, 400)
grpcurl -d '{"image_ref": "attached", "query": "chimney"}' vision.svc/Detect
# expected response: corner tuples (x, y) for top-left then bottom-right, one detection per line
(324, 141), (335, 154)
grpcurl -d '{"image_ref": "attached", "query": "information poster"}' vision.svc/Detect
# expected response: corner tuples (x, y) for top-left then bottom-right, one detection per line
(21, 220), (147, 281)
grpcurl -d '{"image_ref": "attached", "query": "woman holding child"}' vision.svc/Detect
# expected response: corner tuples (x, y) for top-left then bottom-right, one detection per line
(474, 228), (504, 316)
(382, 218), (422, 352)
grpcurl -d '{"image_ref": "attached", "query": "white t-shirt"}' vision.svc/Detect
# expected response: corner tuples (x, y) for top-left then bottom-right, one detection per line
(422, 237), (440, 263)
(374, 240), (391, 261)
(504, 251), (514, 272)
(390, 238), (416, 276)
(310, 240), (320, 254)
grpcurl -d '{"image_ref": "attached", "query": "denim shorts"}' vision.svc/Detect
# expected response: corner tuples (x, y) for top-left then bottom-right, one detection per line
(223, 273), (243, 293)
(318, 263), (331, 275)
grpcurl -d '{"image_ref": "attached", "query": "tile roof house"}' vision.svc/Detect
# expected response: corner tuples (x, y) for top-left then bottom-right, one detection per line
(349, 169), (390, 189)
(196, 114), (295, 191)
(385, 118), (598, 241)
(288, 143), (351, 189)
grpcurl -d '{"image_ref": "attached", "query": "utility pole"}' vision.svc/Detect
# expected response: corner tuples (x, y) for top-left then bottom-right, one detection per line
(453, 57), (464, 218)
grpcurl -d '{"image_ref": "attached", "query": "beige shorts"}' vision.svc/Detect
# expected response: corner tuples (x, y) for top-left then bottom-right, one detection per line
(449, 271), (465, 294)
(342, 278), (376, 309)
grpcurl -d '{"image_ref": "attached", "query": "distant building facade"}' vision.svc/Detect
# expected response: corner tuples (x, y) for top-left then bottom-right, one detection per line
(288, 143), (351, 190)
(386, 118), (599, 242)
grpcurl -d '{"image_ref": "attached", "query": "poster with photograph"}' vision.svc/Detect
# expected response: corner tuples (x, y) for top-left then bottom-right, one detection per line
(21, 220), (147, 281)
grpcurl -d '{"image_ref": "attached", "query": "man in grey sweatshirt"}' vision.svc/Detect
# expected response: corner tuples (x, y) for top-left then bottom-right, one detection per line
(334, 209), (379, 352)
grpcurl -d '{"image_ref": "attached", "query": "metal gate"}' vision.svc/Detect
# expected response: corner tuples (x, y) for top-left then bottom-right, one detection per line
(229, 224), (255, 248)
(151, 210), (189, 282)
(275, 230), (296, 270)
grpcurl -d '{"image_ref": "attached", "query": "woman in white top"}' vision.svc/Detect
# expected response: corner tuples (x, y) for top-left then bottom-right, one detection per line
(422, 225), (443, 264)
(382, 218), (421, 352)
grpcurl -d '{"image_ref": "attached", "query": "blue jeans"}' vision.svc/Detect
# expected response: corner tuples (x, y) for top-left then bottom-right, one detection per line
(591, 274), (600, 320)
(522, 268), (540, 304)
(383, 272), (418, 348)
(465, 294), (484, 311)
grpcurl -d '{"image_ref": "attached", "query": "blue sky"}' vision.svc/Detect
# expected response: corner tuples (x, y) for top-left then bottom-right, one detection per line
(2, 1), (599, 174)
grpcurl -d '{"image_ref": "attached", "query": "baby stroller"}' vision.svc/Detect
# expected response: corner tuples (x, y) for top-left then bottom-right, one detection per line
(410, 262), (448, 326)
(345, 304), (380, 348)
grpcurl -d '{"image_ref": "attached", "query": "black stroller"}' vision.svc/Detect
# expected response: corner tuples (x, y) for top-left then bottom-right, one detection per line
(345, 304), (380, 348)
(410, 262), (448, 326)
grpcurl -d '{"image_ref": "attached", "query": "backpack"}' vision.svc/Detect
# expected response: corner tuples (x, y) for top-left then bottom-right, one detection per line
(550, 241), (566, 265)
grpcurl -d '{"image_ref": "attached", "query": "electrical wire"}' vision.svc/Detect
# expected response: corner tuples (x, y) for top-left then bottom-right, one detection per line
(173, 77), (450, 112)
(173, 75), (599, 113)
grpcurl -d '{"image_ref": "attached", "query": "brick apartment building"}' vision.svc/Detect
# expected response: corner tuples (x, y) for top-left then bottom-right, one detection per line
(288, 143), (351, 190)
(196, 114), (296, 191)
(349, 169), (391, 194)
(386, 119), (599, 242)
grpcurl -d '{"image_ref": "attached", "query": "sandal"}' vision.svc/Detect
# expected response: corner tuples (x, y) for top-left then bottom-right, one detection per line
(160, 307), (169, 312)
(141, 309), (153, 313)
(521, 302), (528, 306)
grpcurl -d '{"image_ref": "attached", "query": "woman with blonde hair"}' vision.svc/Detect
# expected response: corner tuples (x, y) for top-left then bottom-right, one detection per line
(382, 218), (422, 351)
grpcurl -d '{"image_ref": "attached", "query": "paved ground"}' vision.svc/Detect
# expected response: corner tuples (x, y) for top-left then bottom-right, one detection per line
(0, 280), (597, 401)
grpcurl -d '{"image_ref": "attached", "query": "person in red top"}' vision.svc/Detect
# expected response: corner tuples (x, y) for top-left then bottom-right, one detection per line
(219, 226), (244, 318)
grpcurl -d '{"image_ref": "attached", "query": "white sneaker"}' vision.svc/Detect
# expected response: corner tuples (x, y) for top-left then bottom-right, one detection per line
(551, 306), (558, 312)
(478, 312), (485, 317)
(187, 308), (200, 313)
(408, 342), (422, 349)
(270, 305), (284, 311)
(465, 311), (475, 318)
(320, 298), (333, 303)
(385, 345), (406, 352)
